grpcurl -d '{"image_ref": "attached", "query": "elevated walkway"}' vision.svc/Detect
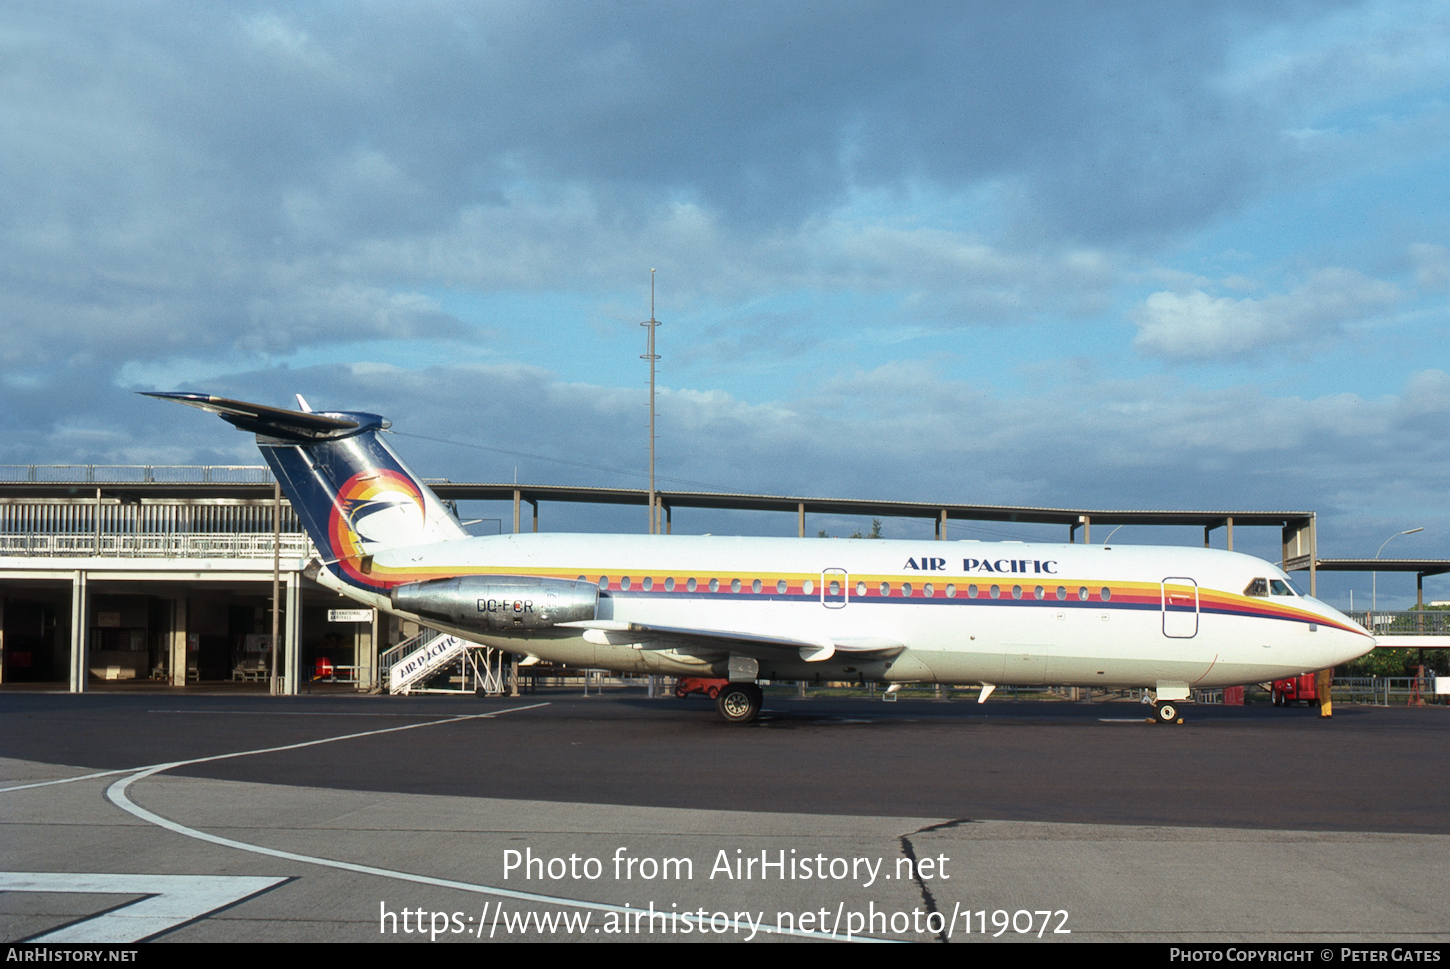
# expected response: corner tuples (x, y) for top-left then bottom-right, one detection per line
(1351, 610), (1450, 649)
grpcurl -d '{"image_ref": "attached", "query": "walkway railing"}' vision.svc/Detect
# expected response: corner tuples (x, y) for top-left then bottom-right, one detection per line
(1348, 610), (1450, 636)
(1334, 675), (1441, 705)
(0, 532), (315, 559)
(0, 465), (275, 484)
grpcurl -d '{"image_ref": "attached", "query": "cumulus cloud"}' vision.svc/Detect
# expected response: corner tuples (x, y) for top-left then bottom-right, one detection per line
(1131, 268), (1401, 361)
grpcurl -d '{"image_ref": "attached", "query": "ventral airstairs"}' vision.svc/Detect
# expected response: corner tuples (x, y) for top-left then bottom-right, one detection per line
(379, 628), (508, 695)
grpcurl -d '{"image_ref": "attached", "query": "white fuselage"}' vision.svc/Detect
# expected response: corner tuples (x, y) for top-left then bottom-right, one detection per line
(321, 533), (1374, 691)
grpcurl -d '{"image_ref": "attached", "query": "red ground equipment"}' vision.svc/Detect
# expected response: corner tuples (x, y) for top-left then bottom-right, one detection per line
(674, 677), (728, 700)
(1271, 673), (1317, 706)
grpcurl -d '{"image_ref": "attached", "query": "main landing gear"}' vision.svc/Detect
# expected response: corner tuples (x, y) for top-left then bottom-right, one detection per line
(1152, 700), (1184, 725)
(715, 682), (763, 724)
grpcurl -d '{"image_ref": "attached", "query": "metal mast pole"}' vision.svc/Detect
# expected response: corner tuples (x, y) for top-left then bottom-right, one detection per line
(641, 270), (659, 534)
(271, 479), (281, 695)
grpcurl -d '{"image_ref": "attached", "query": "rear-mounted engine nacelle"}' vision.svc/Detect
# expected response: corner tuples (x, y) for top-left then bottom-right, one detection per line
(390, 575), (598, 631)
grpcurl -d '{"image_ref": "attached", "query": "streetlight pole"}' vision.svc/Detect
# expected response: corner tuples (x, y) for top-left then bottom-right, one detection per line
(1373, 526), (1423, 613)
(640, 270), (660, 535)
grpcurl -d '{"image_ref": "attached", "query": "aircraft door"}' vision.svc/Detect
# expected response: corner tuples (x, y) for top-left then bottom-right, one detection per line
(1161, 577), (1199, 638)
(822, 568), (848, 609)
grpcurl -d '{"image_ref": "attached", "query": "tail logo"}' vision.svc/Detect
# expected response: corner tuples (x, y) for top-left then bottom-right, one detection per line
(328, 470), (427, 571)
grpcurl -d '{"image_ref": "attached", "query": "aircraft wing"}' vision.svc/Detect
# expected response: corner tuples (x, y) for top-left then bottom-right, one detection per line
(557, 620), (903, 663)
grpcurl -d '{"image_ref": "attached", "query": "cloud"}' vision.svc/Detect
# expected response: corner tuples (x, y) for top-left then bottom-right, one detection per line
(1410, 243), (1450, 289)
(1131, 268), (1401, 361)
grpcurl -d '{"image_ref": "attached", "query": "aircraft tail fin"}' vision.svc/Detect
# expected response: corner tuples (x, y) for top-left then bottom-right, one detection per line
(144, 392), (468, 590)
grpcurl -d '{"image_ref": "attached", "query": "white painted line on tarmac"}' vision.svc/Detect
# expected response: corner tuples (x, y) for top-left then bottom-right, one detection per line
(6, 871), (288, 943)
(0, 702), (550, 794)
(100, 707), (894, 942)
(146, 708), (532, 717)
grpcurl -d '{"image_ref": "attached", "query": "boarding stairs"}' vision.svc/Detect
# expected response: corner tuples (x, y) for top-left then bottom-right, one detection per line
(380, 627), (508, 696)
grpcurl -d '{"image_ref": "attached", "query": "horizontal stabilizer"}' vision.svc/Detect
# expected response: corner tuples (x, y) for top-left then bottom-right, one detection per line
(141, 392), (366, 442)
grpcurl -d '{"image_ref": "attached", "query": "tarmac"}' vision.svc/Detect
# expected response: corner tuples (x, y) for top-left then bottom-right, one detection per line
(2, 689), (1447, 944)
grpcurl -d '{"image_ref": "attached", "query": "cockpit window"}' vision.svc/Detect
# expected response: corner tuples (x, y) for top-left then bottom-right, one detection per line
(1269, 579), (1297, 597)
(1245, 578), (1269, 597)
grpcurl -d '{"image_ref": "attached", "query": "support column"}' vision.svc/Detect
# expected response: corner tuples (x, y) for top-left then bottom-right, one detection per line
(1308, 515), (1316, 598)
(663, 502), (672, 535)
(1417, 572), (1425, 634)
(69, 570), (88, 693)
(361, 609), (379, 691)
(798, 503), (805, 538)
(283, 576), (301, 696)
(169, 597), (188, 687)
(513, 490), (521, 534)
(1225, 517), (1233, 552)
(531, 499), (538, 533)
(936, 510), (947, 540)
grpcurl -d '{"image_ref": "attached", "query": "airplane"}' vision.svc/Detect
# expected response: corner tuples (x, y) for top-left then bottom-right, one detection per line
(146, 391), (1375, 724)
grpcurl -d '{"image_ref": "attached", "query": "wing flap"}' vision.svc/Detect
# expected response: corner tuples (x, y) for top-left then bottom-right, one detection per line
(558, 620), (903, 663)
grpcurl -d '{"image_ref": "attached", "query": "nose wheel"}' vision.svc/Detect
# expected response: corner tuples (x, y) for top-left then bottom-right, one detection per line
(716, 683), (763, 723)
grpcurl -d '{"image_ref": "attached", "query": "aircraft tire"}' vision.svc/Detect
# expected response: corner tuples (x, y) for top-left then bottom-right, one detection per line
(1154, 701), (1179, 724)
(716, 683), (761, 724)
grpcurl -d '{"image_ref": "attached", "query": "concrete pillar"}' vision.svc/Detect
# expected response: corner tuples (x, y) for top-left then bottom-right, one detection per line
(362, 609), (379, 690)
(283, 576), (302, 695)
(798, 503), (805, 538)
(69, 570), (88, 693)
(169, 597), (189, 687)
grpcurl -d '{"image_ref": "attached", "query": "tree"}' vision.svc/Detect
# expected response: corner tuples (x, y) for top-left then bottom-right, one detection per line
(1341, 647), (1421, 677)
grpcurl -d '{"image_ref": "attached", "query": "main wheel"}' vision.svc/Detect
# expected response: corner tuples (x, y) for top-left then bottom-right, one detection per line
(1154, 701), (1179, 724)
(716, 683), (762, 723)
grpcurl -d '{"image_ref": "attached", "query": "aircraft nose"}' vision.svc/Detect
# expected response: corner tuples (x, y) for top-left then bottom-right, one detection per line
(1319, 602), (1375, 663)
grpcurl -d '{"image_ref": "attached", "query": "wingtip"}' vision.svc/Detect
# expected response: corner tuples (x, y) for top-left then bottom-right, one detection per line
(139, 391), (211, 402)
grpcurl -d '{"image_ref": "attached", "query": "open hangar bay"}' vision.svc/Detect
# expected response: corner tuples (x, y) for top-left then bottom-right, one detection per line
(2, 690), (1446, 944)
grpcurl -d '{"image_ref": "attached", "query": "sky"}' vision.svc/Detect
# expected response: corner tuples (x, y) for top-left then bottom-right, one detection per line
(3, 1), (1449, 607)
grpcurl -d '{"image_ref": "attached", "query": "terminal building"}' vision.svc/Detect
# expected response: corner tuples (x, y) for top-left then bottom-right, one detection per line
(0, 465), (365, 692)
